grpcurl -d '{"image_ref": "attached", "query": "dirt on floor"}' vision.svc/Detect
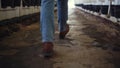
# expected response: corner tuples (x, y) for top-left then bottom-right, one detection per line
(0, 8), (120, 68)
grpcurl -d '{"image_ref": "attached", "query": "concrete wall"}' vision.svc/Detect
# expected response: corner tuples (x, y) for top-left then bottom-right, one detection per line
(0, 0), (40, 21)
(74, 0), (120, 5)
(74, 0), (82, 4)
(0, 6), (40, 20)
(112, 0), (120, 5)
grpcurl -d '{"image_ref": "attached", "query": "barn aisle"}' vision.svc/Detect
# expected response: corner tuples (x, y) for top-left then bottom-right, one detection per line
(53, 8), (120, 68)
(0, 7), (120, 68)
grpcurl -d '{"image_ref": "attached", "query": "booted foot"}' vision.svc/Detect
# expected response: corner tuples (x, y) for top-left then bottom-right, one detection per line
(59, 24), (69, 39)
(42, 42), (54, 58)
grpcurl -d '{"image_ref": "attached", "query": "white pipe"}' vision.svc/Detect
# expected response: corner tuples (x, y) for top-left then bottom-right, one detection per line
(107, 0), (112, 18)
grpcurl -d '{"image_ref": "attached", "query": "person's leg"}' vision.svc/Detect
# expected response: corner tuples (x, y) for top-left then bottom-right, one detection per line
(57, 0), (68, 32)
(41, 0), (54, 42)
(40, 0), (54, 57)
(57, 0), (69, 39)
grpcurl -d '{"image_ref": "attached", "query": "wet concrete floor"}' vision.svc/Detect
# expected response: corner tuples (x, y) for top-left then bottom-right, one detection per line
(0, 8), (120, 68)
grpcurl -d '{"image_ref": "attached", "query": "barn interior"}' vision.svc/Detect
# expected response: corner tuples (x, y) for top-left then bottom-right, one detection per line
(0, 0), (120, 68)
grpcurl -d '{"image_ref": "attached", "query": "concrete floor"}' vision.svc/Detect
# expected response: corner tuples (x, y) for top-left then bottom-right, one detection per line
(0, 7), (120, 68)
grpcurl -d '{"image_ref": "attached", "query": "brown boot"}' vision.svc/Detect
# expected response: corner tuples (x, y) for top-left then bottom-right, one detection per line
(42, 42), (54, 57)
(59, 24), (69, 39)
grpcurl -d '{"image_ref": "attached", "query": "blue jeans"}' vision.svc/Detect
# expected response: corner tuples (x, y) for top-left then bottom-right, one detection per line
(40, 0), (68, 42)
